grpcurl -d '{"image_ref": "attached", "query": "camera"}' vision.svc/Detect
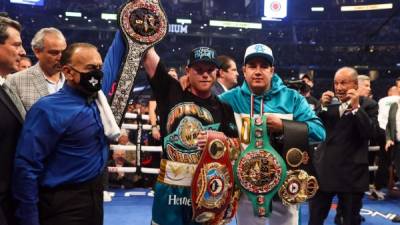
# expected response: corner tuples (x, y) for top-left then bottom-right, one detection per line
(284, 79), (311, 95)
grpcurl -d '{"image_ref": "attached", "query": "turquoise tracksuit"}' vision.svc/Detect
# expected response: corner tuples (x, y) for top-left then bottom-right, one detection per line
(218, 75), (326, 225)
(219, 75), (325, 143)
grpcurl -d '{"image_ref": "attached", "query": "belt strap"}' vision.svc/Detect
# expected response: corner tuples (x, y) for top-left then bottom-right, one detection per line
(191, 131), (234, 224)
(281, 120), (311, 171)
(279, 120), (319, 205)
(234, 115), (287, 217)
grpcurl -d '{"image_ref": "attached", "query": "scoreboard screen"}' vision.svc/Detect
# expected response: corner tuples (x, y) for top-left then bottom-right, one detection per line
(264, 0), (287, 19)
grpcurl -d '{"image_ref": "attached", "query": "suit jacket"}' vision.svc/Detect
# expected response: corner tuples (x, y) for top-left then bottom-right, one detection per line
(314, 97), (378, 192)
(0, 84), (25, 225)
(7, 63), (49, 111)
(211, 81), (226, 96)
(386, 102), (398, 142)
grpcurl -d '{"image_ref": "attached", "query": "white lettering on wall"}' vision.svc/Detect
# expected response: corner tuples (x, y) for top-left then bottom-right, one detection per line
(168, 24), (188, 34)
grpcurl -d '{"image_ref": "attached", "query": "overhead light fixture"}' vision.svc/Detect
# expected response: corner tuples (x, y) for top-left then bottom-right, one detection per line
(176, 18), (192, 24)
(101, 13), (117, 21)
(311, 7), (324, 12)
(209, 20), (262, 29)
(65, 12), (82, 18)
(341, 3), (393, 12)
(261, 17), (282, 21)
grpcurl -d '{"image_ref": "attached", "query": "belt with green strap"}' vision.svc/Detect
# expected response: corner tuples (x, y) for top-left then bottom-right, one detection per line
(234, 115), (287, 217)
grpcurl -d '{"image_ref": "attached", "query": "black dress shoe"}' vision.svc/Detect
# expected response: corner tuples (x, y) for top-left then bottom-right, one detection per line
(393, 215), (400, 223)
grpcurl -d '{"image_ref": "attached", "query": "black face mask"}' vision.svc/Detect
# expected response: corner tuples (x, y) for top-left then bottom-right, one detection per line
(78, 69), (103, 94)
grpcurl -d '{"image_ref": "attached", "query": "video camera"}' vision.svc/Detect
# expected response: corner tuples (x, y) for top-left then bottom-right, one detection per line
(284, 79), (311, 95)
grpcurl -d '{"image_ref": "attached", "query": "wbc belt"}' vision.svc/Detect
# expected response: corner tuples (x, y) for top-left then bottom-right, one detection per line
(234, 116), (287, 217)
(191, 131), (234, 224)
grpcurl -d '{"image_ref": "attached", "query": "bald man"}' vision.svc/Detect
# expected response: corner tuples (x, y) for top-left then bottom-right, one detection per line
(309, 67), (378, 225)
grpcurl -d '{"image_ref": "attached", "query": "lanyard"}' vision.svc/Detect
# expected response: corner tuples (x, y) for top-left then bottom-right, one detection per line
(250, 94), (265, 118)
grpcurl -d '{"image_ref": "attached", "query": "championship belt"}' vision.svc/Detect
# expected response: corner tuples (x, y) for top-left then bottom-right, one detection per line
(278, 169), (318, 205)
(278, 120), (319, 205)
(191, 131), (234, 224)
(112, 0), (168, 125)
(234, 116), (287, 217)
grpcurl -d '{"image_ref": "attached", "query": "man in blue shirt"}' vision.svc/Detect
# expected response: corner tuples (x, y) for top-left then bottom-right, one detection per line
(13, 43), (111, 225)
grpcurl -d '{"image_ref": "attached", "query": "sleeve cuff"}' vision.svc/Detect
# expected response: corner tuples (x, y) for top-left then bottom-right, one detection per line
(351, 105), (360, 115)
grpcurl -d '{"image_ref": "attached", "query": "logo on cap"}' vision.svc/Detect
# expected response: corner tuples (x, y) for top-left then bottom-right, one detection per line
(254, 44), (267, 53)
(194, 47), (215, 60)
(188, 47), (218, 67)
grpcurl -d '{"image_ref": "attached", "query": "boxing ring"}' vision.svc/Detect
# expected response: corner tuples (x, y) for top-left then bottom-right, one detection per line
(104, 112), (399, 225)
(103, 188), (399, 225)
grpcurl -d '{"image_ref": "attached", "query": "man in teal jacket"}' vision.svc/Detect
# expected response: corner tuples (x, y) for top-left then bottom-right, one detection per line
(219, 43), (326, 225)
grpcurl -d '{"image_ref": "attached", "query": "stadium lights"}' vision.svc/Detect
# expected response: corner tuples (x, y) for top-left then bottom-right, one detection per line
(261, 17), (282, 21)
(311, 7), (324, 12)
(209, 20), (262, 29)
(341, 3), (393, 12)
(101, 13), (117, 21)
(176, 18), (192, 24)
(65, 12), (82, 18)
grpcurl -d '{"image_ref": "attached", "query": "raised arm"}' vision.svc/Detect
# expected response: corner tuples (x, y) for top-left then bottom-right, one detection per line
(142, 47), (160, 79)
(102, 31), (126, 94)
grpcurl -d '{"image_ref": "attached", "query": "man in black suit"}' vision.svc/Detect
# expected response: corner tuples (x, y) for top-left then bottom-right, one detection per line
(211, 55), (238, 95)
(309, 67), (378, 225)
(0, 16), (26, 225)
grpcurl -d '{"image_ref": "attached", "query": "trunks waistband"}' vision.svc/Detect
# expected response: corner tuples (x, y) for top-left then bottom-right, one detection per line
(157, 159), (197, 187)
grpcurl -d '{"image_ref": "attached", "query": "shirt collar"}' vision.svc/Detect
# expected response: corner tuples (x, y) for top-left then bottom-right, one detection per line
(43, 72), (65, 85)
(0, 76), (5, 86)
(217, 81), (228, 92)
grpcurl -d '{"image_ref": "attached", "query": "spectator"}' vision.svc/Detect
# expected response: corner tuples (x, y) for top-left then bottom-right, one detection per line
(0, 15), (26, 225)
(108, 150), (135, 189)
(300, 72), (320, 111)
(7, 27), (67, 110)
(17, 56), (31, 71)
(212, 55), (238, 95)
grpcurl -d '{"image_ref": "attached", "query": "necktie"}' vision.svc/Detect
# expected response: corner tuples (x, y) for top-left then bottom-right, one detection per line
(339, 101), (352, 117)
(2, 80), (26, 119)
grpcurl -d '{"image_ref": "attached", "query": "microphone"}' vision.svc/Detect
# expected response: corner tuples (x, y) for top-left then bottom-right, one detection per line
(328, 96), (341, 106)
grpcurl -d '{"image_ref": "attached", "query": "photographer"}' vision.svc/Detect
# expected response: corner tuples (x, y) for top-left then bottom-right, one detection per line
(285, 73), (320, 111)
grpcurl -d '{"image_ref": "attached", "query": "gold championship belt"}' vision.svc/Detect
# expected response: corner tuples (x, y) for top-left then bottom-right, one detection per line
(234, 116), (287, 217)
(191, 131), (234, 224)
(112, 0), (168, 125)
(278, 168), (318, 205)
(278, 120), (319, 205)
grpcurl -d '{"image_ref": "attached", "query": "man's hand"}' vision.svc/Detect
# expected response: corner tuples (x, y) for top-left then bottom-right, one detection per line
(118, 135), (129, 145)
(385, 140), (394, 151)
(266, 115), (283, 133)
(346, 88), (360, 109)
(196, 131), (208, 150)
(152, 127), (161, 141)
(179, 75), (190, 90)
(320, 91), (335, 107)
